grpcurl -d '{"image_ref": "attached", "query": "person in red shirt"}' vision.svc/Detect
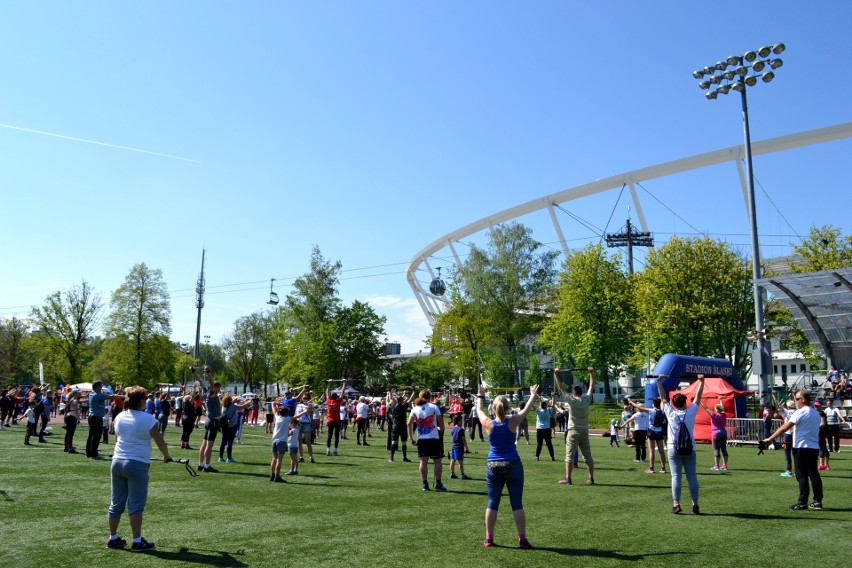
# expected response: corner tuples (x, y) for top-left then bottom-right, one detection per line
(325, 379), (345, 456)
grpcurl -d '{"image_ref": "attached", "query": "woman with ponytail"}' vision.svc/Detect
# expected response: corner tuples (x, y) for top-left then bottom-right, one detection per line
(476, 382), (539, 550)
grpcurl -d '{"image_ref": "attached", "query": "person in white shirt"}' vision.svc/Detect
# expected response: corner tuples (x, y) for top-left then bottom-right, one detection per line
(355, 396), (371, 446)
(763, 390), (824, 510)
(107, 386), (172, 552)
(408, 390), (446, 491)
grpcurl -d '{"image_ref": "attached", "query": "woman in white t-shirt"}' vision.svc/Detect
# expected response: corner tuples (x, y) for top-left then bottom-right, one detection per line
(407, 390), (446, 491)
(107, 386), (172, 552)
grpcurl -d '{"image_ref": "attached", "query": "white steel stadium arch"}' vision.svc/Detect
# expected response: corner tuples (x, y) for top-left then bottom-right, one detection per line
(407, 122), (852, 325)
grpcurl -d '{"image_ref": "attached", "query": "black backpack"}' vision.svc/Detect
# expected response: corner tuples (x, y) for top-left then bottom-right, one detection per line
(674, 415), (693, 456)
(652, 408), (667, 429)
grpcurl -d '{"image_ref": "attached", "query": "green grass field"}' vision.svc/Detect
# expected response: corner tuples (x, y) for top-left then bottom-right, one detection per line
(1, 420), (849, 568)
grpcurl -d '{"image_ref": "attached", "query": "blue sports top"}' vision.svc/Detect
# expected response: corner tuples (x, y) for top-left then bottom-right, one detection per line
(487, 420), (520, 462)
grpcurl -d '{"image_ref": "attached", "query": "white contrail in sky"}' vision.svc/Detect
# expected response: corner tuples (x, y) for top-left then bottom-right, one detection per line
(0, 123), (201, 163)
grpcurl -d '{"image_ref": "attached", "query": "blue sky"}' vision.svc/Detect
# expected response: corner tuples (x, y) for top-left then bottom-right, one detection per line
(1, 2), (850, 354)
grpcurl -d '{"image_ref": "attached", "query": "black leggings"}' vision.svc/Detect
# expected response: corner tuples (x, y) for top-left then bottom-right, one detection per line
(356, 418), (367, 444)
(181, 418), (195, 444)
(535, 428), (554, 459)
(827, 425), (841, 453)
(219, 425), (238, 459)
(64, 415), (78, 450)
(86, 416), (104, 457)
(469, 418), (483, 441)
(327, 421), (341, 448)
(633, 430), (647, 461)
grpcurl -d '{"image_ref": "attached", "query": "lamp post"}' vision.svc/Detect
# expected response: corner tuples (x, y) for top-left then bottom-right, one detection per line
(693, 43), (785, 406)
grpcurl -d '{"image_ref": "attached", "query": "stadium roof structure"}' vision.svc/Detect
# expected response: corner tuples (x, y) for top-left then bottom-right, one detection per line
(407, 122), (852, 325)
(756, 268), (852, 371)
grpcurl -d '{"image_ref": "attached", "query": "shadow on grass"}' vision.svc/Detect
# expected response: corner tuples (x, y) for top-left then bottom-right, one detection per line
(292, 473), (336, 479)
(145, 546), (248, 566)
(702, 512), (839, 521)
(511, 545), (684, 561)
(213, 471), (270, 479)
(589, 483), (666, 490)
(439, 488), (488, 497)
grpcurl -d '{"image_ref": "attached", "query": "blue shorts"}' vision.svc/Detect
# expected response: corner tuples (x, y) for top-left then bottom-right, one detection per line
(109, 459), (150, 518)
(288, 446), (299, 456)
(272, 440), (286, 454)
(451, 447), (465, 462)
(300, 422), (312, 435)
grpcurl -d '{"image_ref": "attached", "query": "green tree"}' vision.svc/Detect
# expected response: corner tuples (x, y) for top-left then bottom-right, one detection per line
(540, 244), (635, 401)
(0, 317), (28, 385)
(429, 275), (487, 384)
(788, 224), (852, 273)
(272, 247), (343, 387)
(634, 236), (754, 380)
(224, 312), (269, 392)
(333, 300), (387, 382)
(106, 263), (172, 386)
(443, 222), (558, 386)
(29, 280), (103, 384)
(390, 354), (457, 393)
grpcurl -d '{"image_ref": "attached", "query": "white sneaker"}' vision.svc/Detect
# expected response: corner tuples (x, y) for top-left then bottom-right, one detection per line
(326, 448), (331, 456)
(333, 449), (339, 456)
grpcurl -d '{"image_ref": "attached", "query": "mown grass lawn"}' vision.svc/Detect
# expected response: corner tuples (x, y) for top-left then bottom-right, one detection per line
(1, 421), (849, 568)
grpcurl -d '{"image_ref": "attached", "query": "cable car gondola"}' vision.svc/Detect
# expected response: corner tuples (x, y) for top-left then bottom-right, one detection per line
(267, 278), (279, 305)
(429, 267), (446, 296)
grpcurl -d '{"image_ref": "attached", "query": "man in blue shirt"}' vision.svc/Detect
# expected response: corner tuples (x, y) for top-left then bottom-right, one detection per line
(87, 381), (124, 460)
(37, 389), (53, 443)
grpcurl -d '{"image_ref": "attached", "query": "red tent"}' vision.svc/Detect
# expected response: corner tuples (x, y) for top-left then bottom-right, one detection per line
(673, 377), (753, 442)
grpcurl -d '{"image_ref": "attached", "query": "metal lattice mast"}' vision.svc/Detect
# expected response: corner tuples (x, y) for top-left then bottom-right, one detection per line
(194, 249), (206, 359)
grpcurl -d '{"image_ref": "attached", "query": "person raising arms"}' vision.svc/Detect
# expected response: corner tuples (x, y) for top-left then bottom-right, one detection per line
(554, 367), (596, 485)
(476, 382), (539, 549)
(658, 374), (704, 514)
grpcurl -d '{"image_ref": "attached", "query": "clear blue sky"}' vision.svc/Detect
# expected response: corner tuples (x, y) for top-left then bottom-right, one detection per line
(1, 2), (850, 354)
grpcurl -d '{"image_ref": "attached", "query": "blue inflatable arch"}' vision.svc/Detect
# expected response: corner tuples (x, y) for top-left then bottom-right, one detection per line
(645, 354), (748, 418)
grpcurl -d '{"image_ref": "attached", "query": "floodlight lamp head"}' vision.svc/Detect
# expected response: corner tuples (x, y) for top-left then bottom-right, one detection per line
(744, 51), (757, 62)
(698, 80), (711, 90)
(762, 71), (775, 83)
(772, 43), (786, 54)
(745, 75), (757, 87)
(726, 55), (740, 66)
(704, 66), (715, 75)
(710, 74), (722, 84)
(752, 60), (766, 72)
(705, 90), (718, 100)
(769, 58), (783, 69)
(723, 70), (735, 80)
(758, 46), (772, 58)
(718, 84), (731, 95)
(731, 81), (745, 92)
(736, 66), (748, 77)
(715, 61), (727, 71)
(693, 70), (704, 79)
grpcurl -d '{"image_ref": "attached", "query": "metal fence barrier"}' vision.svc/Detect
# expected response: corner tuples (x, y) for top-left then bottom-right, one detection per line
(725, 418), (783, 446)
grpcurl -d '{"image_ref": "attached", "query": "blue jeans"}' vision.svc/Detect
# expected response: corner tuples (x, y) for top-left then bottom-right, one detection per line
(486, 460), (524, 511)
(109, 459), (150, 518)
(667, 451), (699, 504)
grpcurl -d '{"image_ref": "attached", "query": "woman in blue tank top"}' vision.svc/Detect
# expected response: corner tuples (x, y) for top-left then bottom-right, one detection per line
(474, 382), (539, 550)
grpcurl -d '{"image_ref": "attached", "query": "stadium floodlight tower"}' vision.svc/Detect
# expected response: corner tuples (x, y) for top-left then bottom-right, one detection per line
(693, 43), (785, 406)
